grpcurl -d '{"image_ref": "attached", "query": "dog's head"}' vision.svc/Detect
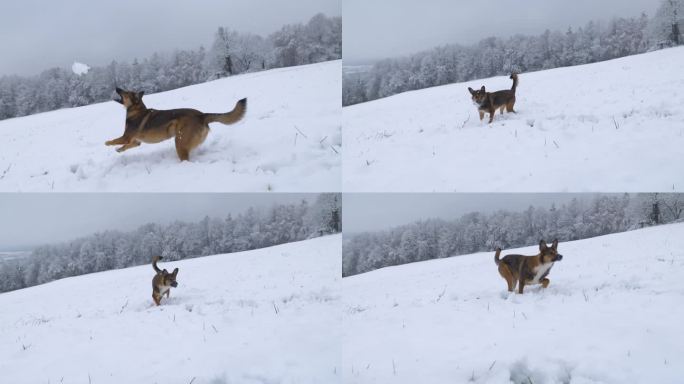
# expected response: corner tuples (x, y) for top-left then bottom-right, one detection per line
(162, 267), (179, 288)
(468, 85), (487, 105)
(539, 239), (563, 263)
(114, 87), (145, 108)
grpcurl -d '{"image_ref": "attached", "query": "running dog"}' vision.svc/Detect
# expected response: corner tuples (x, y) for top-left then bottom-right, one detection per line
(151, 256), (179, 305)
(468, 73), (518, 123)
(106, 88), (247, 161)
(494, 239), (562, 294)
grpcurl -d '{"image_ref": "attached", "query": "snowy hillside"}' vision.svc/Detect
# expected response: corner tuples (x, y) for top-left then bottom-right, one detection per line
(342, 224), (684, 384)
(343, 47), (684, 192)
(0, 61), (341, 192)
(0, 235), (341, 384)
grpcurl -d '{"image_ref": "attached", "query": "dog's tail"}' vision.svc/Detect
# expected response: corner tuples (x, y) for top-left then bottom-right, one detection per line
(203, 98), (247, 125)
(152, 256), (163, 273)
(510, 73), (518, 93)
(494, 247), (502, 266)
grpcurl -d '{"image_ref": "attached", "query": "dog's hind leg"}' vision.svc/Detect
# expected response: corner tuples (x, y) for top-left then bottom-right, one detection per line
(116, 140), (141, 153)
(499, 105), (505, 115)
(498, 264), (515, 292)
(175, 124), (209, 161)
(518, 277), (526, 294)
(506, 99), (516, 113)
(541, 278), (550, 288)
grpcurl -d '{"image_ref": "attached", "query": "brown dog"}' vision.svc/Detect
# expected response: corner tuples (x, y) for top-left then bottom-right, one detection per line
(468, 73), (518, 123)
(106, 88), (246, 161)
(151, 256), (179, 306)
(494, 239), (563, 294)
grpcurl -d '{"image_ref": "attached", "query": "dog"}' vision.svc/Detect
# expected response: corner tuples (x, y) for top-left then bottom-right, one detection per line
(106, 88), (247, 161)
(468, 73), (518, 123)
(151, 256), (179, 305)
(494, 239), (562, 294)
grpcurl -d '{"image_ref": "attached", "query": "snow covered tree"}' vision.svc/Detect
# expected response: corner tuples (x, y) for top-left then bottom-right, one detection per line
(651, 0), (683, 46)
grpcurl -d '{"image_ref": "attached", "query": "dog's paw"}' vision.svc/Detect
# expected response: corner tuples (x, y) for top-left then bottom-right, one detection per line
(116, 146), (125, 153)
(499, 291), (511, 300)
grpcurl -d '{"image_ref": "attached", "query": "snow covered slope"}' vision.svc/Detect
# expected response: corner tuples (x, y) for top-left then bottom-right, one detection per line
(342, 225), (684, 384)
(343, 47), (684, 192)
(0, 235), (341, 384)
(0, 61), (341, 192)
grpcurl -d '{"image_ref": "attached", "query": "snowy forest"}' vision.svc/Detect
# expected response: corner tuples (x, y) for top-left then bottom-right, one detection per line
(0, 13), (341, 120)
(343, 194), (684, 276)
(0, 194), (341, 293)
(343, 0), (683, 106)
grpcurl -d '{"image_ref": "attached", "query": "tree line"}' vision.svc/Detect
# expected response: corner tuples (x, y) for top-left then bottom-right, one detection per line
(342, 194), (683, 276)
(0, 194), (341, 293)
(0, 13), (341, 120)
(343, 0), (682, 106)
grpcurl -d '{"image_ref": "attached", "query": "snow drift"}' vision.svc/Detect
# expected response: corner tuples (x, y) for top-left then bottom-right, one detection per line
(343, 47), (684, 192)
(0, 61), (341, 192)
(342, 224), (684, 383)
(0, 235), (342, 384)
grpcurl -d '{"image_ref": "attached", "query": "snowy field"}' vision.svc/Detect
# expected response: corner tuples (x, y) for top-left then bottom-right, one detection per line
(343, 47), (684, 192)
(0, 235), (342, 384)
(342, 224), (684, 384)
(0, 61), (341, 192)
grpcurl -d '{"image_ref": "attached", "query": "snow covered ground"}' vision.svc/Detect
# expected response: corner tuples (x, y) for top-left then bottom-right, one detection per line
(343, 47), (684, 192)
(0, 61), (341, 192)
(0, 235), (342, 384)
(342, 224), (684, 384)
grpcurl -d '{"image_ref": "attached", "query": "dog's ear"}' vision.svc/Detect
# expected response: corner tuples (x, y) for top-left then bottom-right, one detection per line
(480, 85), (485, 92)
(172, 267), (178, 276)
(539, 240), (547, 251)
(137, 91), (145, 98)
(115, 87), (123, 94)
(468, 87), (474, 94)
(551, 239), (558, 250)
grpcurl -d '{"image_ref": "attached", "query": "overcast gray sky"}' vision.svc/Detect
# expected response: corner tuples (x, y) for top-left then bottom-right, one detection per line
(0, 194), (315, 250)
(343, 193), (606, 233)
(344, 0), (660, 64)
(0, 0), (339, 76)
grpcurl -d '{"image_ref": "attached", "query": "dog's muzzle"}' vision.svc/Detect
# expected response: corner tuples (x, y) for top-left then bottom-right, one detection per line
(555, 254), (563, 261)
(171, 282), (178, 288)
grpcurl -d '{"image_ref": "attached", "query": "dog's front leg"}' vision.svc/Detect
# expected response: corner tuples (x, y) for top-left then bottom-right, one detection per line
(105, 135), (130, 146)
(116, 140), (141, 153)
(541, 278), (550, 288)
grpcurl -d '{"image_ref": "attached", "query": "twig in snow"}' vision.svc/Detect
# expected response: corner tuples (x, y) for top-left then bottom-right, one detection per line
(273, 302), (279, 314)
(294, 132), (298, 146)
(489, 360), (497, 371)
(553, 140), (559, 149)
(521, 312), (528, 320)
(583, 291), (589, 302)
(88, 374), (92, 384)
(211, 324), (219, 333)
(612, 116), (619, 130)
(330, 145), (339, 154)
(189, 377), (196, 384)
(145, 165), (151, 175)
(295, 126), (308, 138)
(460, 115), (471, 129)
(435, 285), (447, 302)
(319, 136), (328, 144)
(392, 359), (397, 375)
(119, 299), (129, 314)
(0, 163), (11, 179)
(527, 376), (534, 384)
